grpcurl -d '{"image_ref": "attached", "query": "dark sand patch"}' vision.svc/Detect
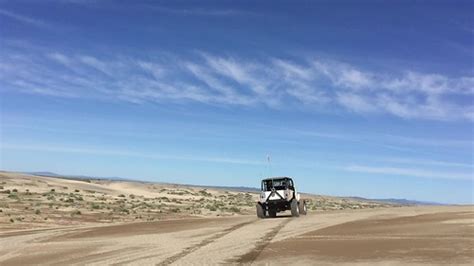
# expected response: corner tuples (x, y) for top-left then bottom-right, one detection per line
(256, 211), (474, 264)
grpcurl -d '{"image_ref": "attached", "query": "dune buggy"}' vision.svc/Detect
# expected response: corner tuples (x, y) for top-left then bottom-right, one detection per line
(256, 177), (307, 218)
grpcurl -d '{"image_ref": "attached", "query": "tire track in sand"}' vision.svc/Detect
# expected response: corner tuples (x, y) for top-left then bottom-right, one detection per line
(156, 220), (254, 265)
(232, 218), (291, 264)
(115, 220), (254, 265)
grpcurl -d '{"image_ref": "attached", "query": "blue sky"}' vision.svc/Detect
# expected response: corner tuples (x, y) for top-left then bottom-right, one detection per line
(0, 0), (473, 204)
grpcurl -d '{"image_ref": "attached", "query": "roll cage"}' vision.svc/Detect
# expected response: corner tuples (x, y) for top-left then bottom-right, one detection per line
(261, 177), (295, 191)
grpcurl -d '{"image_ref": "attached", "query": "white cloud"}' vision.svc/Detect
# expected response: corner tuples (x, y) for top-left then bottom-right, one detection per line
(311, 60), (374, 89)
(376, 157), (473, 169)
(385, 134), (473, 148)
(47, 52), (72, 66)
(78, 55), (112, 76)
(147, 5), (256, 17)
(1, 50), (473, 121)
(136, 61), (165, 80)
(203, 54), (269, 96)
(0, 8), (52, 29)
(3, 144), (265, 166)
(273, 59), (313, 80)
(183, 61), (250, 104)
(337, 92), (376, 113)
(346, 164), (473, 181)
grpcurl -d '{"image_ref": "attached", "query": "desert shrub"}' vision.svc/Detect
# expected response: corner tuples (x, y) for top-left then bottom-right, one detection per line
(199, 190), (212, 197)
(170, 208), (180, 213)
(74, 210), (81, 215)
(168, 190), (188, 195)
(0, 186), (3, 189)
(10, 218), (14, 223)
(65, 198), (74, 203)
(47, 195), (55, 201)
(35, 209), (41, 215)
(74, 189), (80, 193)
(50, 189), (55, 192)
(7, 194), (18, 199)
(12, 188), (18, 193)
(129, 194), (135, 199)
(118, 194), (126, 197)
(206, 204), (217, 211)
(116, 207), (129, 214)
(229, 206), (240, 213)
(91, 203), (100, 209)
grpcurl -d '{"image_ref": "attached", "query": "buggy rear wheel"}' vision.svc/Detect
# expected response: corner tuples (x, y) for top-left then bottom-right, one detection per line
(298, 201), (307, 215)
(256, 203), (265, 218)
(290, 199), (300, 217)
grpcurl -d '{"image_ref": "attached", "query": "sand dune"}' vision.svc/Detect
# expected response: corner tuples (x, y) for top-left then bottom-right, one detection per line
(0, 171), (394, 231)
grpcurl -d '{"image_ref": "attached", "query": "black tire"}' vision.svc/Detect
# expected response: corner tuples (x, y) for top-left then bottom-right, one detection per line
(268, 209), (277, 218)
(256, 203), (265, 218)
(290, 199), (300, 217)
(298, 201), (307, 215)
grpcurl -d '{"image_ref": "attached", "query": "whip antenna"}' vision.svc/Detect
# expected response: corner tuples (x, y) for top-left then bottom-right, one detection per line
(266, 154), (272, 178)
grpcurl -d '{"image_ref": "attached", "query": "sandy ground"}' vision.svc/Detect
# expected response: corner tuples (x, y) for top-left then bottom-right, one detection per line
(0, 205), (472, 265)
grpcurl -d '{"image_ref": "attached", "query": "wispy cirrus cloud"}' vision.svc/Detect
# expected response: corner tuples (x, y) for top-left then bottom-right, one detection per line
(1, 49), (473, 121)
(346, 164), (473, 181)
(375, 157), (473, 169)
(0, 8), (53, 29)
(3, 144), (265, 166)
(147, 5), (257, 17)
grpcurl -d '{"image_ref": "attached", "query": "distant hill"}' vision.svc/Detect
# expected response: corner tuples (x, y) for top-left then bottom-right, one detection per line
(347, 196), (445, 206)
(176, 183), (260, 193)
(28, 171), (61, 177)
(370, 198), (446, 206)
(27, 171), (260, 191)
(27, 171), (133, 182)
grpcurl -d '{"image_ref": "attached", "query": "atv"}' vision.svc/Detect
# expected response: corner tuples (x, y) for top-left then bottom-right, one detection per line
(256, 177), (307, 218)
